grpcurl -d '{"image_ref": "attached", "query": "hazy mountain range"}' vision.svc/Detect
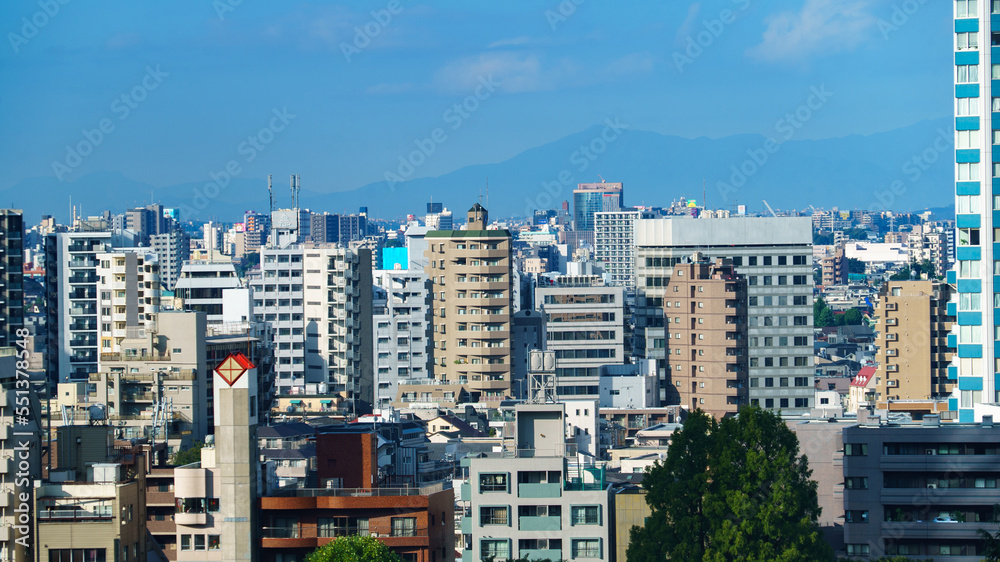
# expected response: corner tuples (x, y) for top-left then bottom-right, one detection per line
(3, 118), (955, 224)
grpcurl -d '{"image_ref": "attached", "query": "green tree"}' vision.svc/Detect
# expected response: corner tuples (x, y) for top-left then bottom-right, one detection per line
(846, 258), (865, 274)
(170, 441), (203, 466)
(628, 412), (716, 562)
(816, 308), (835, 328)
(842, 308), (863, 326)
(978, 504), (1000, 562)
(628, 408), (832, 562)
(306, 535), (402, 562)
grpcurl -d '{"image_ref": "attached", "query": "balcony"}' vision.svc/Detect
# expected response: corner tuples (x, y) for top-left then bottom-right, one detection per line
(520, 549), (562, 560)
(101, 352), (172, 362)
(518, 482), (562, 498)
(518, 515), (561, 531)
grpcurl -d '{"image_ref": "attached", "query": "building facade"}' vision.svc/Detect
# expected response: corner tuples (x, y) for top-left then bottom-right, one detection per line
(373, 269), (433, 409)
(663, 258), (748, 418)
(594, 209), (652, 288)
(573, 182), (623, 233)
(634, 217), (814, 414)
(536, 277), (625, 401)
(46, 231), (112, 383)
(425, 205), (514, 404)
(96, 251), (160, 357)
(873, 280), (954, 403)
(842, 416), (1000, 559)
(0, 210), (24, 348)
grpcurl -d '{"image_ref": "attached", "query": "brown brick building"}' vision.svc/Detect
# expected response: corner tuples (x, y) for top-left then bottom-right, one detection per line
(874, 280), (954, 402)
(664, 258), (748, 418)
(259, 430), (455, 562)
(425, 204), (513, 404)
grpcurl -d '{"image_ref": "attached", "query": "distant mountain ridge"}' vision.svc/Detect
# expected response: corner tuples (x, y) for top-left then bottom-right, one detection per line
(1, 118), (955, 223)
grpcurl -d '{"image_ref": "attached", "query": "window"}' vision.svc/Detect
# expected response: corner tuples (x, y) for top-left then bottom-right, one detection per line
(208, 535), (221, 550)
(571, 505), (600, 525)
(480, 506), (509, 526)
(959, 260), (980, 277)
(572, 539), (601, 558)
(748, 256), (758, 266)
(846, 544), (870, 556)
(960, 292), (982, 311)
(959, 227), (981, 245)
(391, 517), (417, 537)
(194, 535), (206, 551)
(845, 509), (869, 523)
(957, 97), (978, 116)
(957, 64), (980, 83)
(180, 535), (192, 551)
(479, 473), (508, 492)
(845, 476), (869, 490)
(957, 31), (979, 50)
(958, 162), (981, 181)
(763, 256), (773, 266)
(481, 540), (509, 559)
(957, 194), (982, 213)
(958, 129), (980, 149)
(845, 443), (868, 456)
(957, 0), (978, 18)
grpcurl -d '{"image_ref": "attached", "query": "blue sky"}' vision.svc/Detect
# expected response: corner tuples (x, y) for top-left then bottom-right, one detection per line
(0, 0), (953, 195)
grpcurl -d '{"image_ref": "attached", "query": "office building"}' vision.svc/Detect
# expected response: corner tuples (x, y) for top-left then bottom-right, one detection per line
(0, 210), (24, 348)
(663, 258), (748, 418)
(372, 269), (433, 409)
(96, 250), (160, 357)
(425, 204), (514, 404)
(573, 182), (623, 233)
(536, 276), (625, 401)
(462, 403), (610, 562)
(842, 415), (1000, 559)
(46, 231), (112, 383)
(594, 209), (653, 288)
(635, 217), (814, 414)
(873, 280), (955, 403)
(953, 2), (1000, 421)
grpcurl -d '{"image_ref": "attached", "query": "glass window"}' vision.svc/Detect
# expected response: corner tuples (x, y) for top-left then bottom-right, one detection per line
(957, 64), (980, 83)
(957, 0), (979, 18)
(180, 535), (191, 551)
(957, 194), (981, 213)
(571, 505), (601, 525)
(194, 535), (206, 551)
(572, 539), (601, 558)
(958, 162), (980, 181)
(208, 536), (221, 550)
(957, 31), (979, 50)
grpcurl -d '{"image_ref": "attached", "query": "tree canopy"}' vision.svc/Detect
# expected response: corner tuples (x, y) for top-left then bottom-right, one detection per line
(627, 407), (832, 562)
(305, 535), (401, 562)
(170, 441), (203, 466)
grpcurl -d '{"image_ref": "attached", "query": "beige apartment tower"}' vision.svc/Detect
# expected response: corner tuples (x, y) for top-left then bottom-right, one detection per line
(874, 280), (954, 401)
(664, 258), (748, 418)
(425, 204), (513, 404)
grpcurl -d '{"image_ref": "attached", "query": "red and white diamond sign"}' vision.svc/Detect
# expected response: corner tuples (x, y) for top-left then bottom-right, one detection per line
(214, 353), (255, 387)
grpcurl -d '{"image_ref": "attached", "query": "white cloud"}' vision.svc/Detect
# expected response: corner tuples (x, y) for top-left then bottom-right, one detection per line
(674, 2), (702, 47)
(747, 0), (877, 63)
(434, 53), (555, 94)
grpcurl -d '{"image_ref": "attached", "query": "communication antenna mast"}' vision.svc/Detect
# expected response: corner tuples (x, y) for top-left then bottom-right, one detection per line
(268, 175), (274, 213)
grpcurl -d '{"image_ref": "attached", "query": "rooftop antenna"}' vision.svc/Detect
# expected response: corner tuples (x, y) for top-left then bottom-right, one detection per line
(290, 174), (295, 208)
(268, 175), (274, 213)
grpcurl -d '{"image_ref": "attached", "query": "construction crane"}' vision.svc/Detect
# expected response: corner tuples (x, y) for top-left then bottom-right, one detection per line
(762, 200), (777, 217)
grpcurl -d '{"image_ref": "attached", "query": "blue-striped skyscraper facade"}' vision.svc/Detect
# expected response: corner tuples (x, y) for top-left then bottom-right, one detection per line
(953, 0), (999, 422)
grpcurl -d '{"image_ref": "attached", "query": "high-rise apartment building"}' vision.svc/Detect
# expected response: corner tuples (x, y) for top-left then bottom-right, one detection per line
(1, 352), (42, 562)
(573, 182), (623, 232)
(425, 204), (513, 404)
(251, 246), (373, 409)
(174, 260), (242, 323)
(96, 251), (160, 357)
(46, 231), (112, 383)
(594, 209), (653, 288)
(0, 210), (24, 348)
(953, 1), (1000, 421)
(635, 217), (814, 413)
(536, 276), (624, 401)
(664, 258), (748, 418)
(372, 269), (433, 409)
(151, 230), (189, 291)
(874, 281), (955, 403)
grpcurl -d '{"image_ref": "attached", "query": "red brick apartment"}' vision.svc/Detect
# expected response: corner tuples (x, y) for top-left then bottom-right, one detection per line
(259, 429), (455, 562)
